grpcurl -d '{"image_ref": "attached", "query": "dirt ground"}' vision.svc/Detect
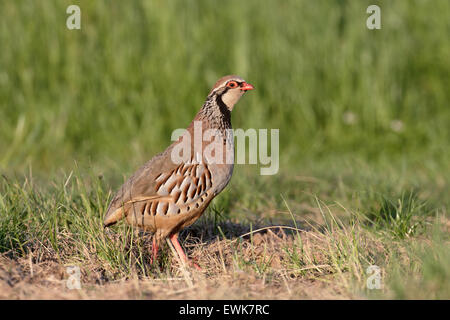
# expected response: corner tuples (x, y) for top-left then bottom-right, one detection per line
(0, 228), (356, 300)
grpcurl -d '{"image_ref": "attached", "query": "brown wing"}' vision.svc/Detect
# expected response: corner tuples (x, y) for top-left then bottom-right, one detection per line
(103, 151), (167, 227)
(103, 152), (213, 227)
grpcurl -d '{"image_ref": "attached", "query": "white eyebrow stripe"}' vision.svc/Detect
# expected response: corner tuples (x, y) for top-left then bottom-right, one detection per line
(212, 78), (245, 92)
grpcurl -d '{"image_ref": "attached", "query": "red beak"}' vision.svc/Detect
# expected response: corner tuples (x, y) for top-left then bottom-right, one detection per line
(240, 82), (255, 91)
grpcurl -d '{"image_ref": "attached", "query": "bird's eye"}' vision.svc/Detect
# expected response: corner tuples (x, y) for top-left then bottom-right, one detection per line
(227, 81), (238, 88)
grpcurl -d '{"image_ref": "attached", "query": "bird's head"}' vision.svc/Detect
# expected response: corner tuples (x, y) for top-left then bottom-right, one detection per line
(209, 75), (254, 111)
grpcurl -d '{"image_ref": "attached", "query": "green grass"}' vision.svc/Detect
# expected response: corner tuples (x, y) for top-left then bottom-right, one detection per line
(0, 0), (449, 299)
(0, 163), (448, 298)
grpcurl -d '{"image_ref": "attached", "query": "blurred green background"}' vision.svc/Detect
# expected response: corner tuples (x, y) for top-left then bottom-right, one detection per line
(0, 0), (449, 202)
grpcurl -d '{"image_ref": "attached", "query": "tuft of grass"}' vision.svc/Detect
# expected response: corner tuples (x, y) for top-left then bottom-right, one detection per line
(363, 190), (432, 239)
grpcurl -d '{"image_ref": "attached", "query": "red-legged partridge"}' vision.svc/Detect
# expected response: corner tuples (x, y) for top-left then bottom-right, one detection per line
(104, 75), (254, 268)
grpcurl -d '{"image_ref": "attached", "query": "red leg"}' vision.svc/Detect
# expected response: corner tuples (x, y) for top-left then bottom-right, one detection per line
(169, 233), (202, 270)
(151, 237), (159, 264)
